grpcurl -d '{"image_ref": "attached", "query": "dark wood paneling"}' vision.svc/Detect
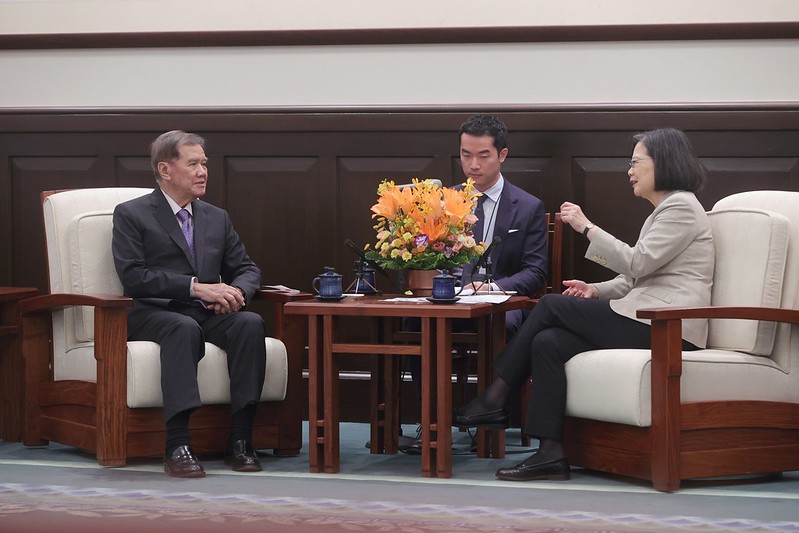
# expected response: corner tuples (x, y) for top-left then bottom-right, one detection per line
(1, 107), (798, 422)
(226, 156), (322, 292)
(1, 108), (798, 293)
(115, 157), (156, 187)
(11, 156), (103, 291)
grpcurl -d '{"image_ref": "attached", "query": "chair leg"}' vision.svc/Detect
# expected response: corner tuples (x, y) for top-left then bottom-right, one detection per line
(520, 378), (531, 446)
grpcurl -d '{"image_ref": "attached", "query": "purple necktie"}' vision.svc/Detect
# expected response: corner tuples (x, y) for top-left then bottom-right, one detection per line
(176, 209), (194, 259)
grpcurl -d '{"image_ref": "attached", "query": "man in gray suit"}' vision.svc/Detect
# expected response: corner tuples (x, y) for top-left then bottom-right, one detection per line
(112, 130), (265, 478)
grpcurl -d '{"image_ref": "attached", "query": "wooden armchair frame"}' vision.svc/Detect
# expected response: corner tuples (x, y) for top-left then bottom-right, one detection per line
(563, 305), (799, 492)
(20, 188), (308, 466)
(21, 283), (307, 466)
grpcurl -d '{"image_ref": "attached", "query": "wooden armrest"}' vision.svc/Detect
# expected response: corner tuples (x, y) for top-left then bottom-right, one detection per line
(20, 293), (132, 314)
(637, 306), (799, 325)
(255, 289), (314, 304)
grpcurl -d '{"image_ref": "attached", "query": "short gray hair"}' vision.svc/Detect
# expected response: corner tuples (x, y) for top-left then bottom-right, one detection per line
(150, 130), (206, 181)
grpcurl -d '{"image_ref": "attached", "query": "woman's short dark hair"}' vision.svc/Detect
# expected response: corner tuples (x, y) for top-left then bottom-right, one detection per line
(458, 114), (508, 153)
(633, 127), (706, 193)
(150, 130), (206, 181)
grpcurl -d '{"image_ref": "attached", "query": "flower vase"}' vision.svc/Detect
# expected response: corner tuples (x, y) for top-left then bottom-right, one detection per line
(405, 269), (438, 297)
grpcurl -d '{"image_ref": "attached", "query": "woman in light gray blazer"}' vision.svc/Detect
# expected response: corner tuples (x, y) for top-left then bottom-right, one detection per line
(452, 128), (714, 482)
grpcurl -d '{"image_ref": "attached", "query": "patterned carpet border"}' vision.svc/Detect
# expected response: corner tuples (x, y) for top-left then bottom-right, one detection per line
(1, 483), (799, 533)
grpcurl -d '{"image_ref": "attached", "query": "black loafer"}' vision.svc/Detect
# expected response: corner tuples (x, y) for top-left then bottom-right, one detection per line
(452, 406), (508, 429)
(495, 456), (570, 481)
(224, 439), (262, 472)
(164, 445), (206, 478)
(401, 439), (422, 455)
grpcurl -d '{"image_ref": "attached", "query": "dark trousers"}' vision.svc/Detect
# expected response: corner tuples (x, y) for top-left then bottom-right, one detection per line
(494, 294), (697, 441)
(127, 301), (266, 421)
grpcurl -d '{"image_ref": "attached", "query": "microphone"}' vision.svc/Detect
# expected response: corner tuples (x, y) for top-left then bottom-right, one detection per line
(344, 239), (409, 294)
(473, 236), (501, 271)
(397, 179), (442, 190)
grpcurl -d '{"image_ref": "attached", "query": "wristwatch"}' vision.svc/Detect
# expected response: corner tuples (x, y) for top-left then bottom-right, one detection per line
(582, 223), (595, 237)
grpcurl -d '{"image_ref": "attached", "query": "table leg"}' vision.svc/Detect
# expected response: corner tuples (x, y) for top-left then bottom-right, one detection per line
(322, 314), (340, 473)
(370, 318), (399, 455)
(435, 316), (453, 478)
(475, 315), (490, 458)
(307, 315), (324, 472)
(484, 311), (507, 459)
(420, 316), (434, 477)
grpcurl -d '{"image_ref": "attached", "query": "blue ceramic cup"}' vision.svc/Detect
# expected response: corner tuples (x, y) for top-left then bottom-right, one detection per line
(432, 271), (463, 300)
(313, 267), (343, 298)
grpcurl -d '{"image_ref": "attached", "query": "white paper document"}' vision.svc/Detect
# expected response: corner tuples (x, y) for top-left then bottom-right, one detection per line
(383, 294), (512, 304)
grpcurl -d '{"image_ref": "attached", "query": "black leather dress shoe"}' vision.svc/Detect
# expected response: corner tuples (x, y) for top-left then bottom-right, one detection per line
(164, 445), (206, 478)
(401, 439), (422, 455)
(495, 456), (570, 481)
(452, 406), (508, 429)
(224, 439), (262, 472)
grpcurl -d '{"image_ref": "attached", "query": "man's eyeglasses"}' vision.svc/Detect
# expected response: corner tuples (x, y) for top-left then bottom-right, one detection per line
(629, 157), (652, 168)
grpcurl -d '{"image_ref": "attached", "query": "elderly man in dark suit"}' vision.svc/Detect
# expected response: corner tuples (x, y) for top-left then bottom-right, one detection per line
(112, 130), (265, 478)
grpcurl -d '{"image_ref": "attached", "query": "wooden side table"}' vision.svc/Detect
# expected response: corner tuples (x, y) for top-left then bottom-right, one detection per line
(0, 287), (38, 442)
(285, 295), (529, 478)
(255, 289), (314, 455)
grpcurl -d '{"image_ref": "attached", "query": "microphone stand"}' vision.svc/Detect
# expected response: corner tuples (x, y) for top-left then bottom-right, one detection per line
(345, 259), (380, 294)
(470, 236), (508, 295)
(344, 239), (410, 295)
(474, 255), (508, 295)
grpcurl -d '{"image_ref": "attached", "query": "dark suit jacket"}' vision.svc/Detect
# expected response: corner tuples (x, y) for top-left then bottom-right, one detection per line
(112, 188), (261, 306)
(463, 180), (547, 297)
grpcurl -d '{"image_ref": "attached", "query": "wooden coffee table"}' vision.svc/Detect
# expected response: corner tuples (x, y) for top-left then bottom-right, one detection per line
(285, 294), (528, 478)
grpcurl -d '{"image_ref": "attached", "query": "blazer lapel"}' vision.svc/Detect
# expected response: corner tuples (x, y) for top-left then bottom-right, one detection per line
(492, 184), (516, 260)
(151, 190), (196, 270)
(191, 200), (205, 275)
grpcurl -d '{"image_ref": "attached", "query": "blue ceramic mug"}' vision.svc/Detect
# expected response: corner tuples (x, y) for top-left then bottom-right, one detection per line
(312, 267), (343, 298)
(432, 271), (463, 300)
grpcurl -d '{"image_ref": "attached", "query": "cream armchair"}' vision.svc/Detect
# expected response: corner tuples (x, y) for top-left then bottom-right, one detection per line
(562, 190), (799, 491)
(22, 188), (302, 466)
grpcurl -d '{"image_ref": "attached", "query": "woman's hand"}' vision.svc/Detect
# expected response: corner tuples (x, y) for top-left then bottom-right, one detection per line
(560, 201), (593, 235)
(562, 279), (598, 298)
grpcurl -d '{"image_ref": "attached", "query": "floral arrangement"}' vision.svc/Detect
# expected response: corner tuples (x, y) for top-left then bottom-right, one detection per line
(364, 178), (485, 270)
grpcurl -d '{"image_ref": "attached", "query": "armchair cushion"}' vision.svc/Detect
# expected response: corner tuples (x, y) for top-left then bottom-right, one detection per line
(56, 330), (288, 408)
(566, 348), (787, 427)
(68, 210), (121, 342)
(706, 208), (789, 355)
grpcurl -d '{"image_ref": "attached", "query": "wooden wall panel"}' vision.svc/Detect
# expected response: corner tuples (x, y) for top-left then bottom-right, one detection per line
(699, 158), (799, 208)
(115, 156), (158, 188)
(11, 156), (103, 290)
(225, 156), (322, 292)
